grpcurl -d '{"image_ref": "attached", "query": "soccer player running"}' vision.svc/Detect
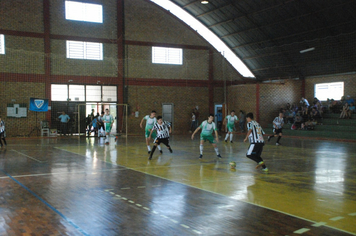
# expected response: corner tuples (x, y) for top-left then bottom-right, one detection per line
(140, 110), (162, 154)
(148, 116), (173, 160)
(191, 114), (222, 159)
(103, 109), (114, 144)
(224, 110), (239, 143)
(243, 113), (268, 172)
(268, 112), (284, 145)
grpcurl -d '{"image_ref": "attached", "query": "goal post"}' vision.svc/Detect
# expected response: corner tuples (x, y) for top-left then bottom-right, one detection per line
(77, 103), (128, 138)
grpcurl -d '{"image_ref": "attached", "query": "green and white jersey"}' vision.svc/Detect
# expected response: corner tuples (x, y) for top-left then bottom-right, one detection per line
(103, 114), (114, 124)
(144, 115), (157, 131)
(226, 115), (238, 125)
(200, 120), (217, 136)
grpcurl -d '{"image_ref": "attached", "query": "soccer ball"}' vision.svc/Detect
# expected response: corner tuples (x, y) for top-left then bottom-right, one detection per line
(229, 161), (237, 169)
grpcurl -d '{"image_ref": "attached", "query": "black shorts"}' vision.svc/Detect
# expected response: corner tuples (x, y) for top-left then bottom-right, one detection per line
(273, 128), (283, 134)
(154, 137), (170, 146)
(246, 143), (264, 157)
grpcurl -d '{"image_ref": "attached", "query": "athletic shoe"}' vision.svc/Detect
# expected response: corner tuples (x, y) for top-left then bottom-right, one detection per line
(267, 136), (271, 142)
(262, 167), (269, 172)
(224, 139), (227, 143)
(105, 142), (109, 145)
(160, 150), (163, 154)
(168, 147), (173, 153)
(230, 141), (233, 143)
(255, 161), (265, 169)
(276, 143), (280, 146)
(199, 154), (203, 159)
(217, 154), (222, 159)
(114, 136), (118, 142)
(148, 151), (151, 154)
(148, 156), (152, 160)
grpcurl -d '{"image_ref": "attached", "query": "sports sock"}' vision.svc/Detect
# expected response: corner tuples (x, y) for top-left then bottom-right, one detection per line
(277, 136), (281, 143)
(269, 135), (274, 139)
(200, 144), (204, 155)
(147, 145), (151, 151)
(230, 134), (233, 141)
(157, 145), (162, 151)
(225, 133), (229, 140)
(214, 147), (219, 155)
(150, 145), (157, 158)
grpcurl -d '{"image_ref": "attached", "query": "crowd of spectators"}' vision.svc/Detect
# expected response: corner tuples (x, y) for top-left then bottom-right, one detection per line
(282, 95), (355, 131)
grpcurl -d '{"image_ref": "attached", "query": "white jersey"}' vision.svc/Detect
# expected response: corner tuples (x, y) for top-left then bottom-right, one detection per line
(226, 115), (238, 125)
(144, 115), (157, 130)
(247, 120), (265, 144)
(103, 114), (114, 124)
(273, 117), (284, 129)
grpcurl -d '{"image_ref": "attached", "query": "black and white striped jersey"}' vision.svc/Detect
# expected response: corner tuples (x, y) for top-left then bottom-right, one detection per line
(152, 121), (171, 139)
(247, 120), (265, 144)
(273, 116), (284, 129)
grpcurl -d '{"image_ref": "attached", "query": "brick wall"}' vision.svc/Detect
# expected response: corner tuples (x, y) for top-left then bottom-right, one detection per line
(128, 85), (209, 134)
(227, 84), (257, 118)
(0, 81), (46, 137)
(0, 0), (43, 33)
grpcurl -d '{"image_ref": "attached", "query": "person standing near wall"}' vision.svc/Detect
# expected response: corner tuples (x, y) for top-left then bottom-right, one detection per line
(224, 110), (239, 143)
(0, 117), (7, 147)
(239, 110), (246, 132)
(103, 109), (114, 144)
(58, 111), (70, 136)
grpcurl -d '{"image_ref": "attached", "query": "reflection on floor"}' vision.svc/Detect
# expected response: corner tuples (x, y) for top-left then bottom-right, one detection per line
(0, 135), (355, 235)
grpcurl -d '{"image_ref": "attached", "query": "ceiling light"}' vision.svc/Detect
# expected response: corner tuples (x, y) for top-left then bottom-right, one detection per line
(300, 47), (315, 54)
(201, 1), (209, 4)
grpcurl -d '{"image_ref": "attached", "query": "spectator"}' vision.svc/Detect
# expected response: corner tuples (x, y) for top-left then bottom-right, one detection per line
(310, 107), (322, 124)
(348, 103), (355, 118)
(340, 103), (349, 119)
(345, 95), (354, 105)
(215, 109), (223, 132)
(300, 97), (310, 107)
(239, 110), (246, 132)
(293, 112), (303, 129)
(285, 103), (291, 111)
(301, 119), (316, 130)
(58, 111), (70, 136)
(190, 112), (196, 133)
(194, 108), (200, 128)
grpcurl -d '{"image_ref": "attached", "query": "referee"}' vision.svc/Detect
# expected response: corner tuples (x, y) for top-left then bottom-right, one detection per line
(148, 116), (173, 160)
(268, 112), (284, 145)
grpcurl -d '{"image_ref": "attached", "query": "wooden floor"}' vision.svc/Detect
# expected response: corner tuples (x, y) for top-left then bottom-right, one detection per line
(0, 134), (355, 235)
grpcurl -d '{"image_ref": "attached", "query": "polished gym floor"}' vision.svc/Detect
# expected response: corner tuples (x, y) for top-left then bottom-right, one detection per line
(0, 134), (355, 235)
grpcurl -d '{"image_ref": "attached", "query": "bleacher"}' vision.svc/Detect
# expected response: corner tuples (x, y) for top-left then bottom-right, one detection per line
(264, 113), (356, 141)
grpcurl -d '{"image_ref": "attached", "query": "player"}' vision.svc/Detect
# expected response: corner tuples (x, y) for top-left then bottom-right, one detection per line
(268, 112), (284, 145)
(224, 110), (239, 143)
(140, 110), (162, 154)
(191, 114), (222, 159)
(243, 112), (268, 172)
(148, 116), (173, 160)
(103, 109), (114, 144)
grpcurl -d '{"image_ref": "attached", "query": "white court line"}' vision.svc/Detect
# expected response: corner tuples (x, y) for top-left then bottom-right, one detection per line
(121, 187), (131, 190)
(293, 228), (310, 234)
(349, 212), (356, 216)
(312, 222), (327, 227)
(330, 216), (344, 221)
(11, 149), (45, 163)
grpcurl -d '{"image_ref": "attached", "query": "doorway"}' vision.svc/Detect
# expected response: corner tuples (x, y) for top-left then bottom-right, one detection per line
(162, 103), (174, 130)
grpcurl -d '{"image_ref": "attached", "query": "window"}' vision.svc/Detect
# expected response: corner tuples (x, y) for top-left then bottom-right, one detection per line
(66, 40), (103, 60)
(69, 85), (85, 101)
(315, 82), (344, 101)
(102, 86), (117, 102)
(0, 34), (5, 54)
(152, 46), (183, 65)
(51, 84), (68, 101)
(65, 1), (103, 23)
(86, 85), (101, 101)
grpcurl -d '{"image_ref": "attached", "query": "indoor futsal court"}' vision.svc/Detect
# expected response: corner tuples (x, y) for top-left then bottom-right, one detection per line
(0, 134), (355, 235)
(1, 0), (356, 235)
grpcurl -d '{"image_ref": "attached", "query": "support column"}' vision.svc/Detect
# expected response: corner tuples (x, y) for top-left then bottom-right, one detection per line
(43, 0), (51, 123)
(208, 49), (214, 114)
(117, 0), (125, 132)
(256, 83), (260, 122)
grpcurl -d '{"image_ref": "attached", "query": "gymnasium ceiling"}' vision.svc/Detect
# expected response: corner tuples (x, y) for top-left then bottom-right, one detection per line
(169, 0), (356, 80)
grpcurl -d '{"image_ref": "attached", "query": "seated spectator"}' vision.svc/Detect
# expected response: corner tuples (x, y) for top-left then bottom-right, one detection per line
(310, 107), (323, 124)
(301, 106), (309, 121)
(300, 97), (310, 107)
(293, 112), (303, 129)
(302, 119), (316, 130)
(345, 95), (355, 105)
(340, 103), (350, 119)
(285, 103), (291, 111)
(283, 109), (290, 124)
(348, 103), (355, 118)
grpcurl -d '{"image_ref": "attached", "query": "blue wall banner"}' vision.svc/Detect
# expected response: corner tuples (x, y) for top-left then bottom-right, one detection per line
(29, 98), (49, 112)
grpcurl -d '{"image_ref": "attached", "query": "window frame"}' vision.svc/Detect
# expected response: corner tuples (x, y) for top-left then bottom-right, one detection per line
(314, 82), (344, 101)
(0, 34), (5, 55)
(152, 46), (183, 65)
(65, 1), (103, 23)
(66, 40), (103, 60)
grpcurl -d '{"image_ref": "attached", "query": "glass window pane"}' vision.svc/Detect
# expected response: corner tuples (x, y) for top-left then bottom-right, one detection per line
(65, 1), (103, 23)
(0, 34), (5, 54)
(152, 46), (182, 65)
(102, 86), (117, 102)
(86, 85), (101, 101)
(315, 82), (344, 101)
(69, 85), (85, 101)
(51, 84), (68, 101)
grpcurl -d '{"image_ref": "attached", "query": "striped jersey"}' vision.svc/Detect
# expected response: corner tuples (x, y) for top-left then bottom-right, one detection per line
(247, 120), (265, 144)
(144, 115), (157, 131)
(273, 116), (284, 129)
(200, 120), (216, 136)
(152, 121), (171, 139)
